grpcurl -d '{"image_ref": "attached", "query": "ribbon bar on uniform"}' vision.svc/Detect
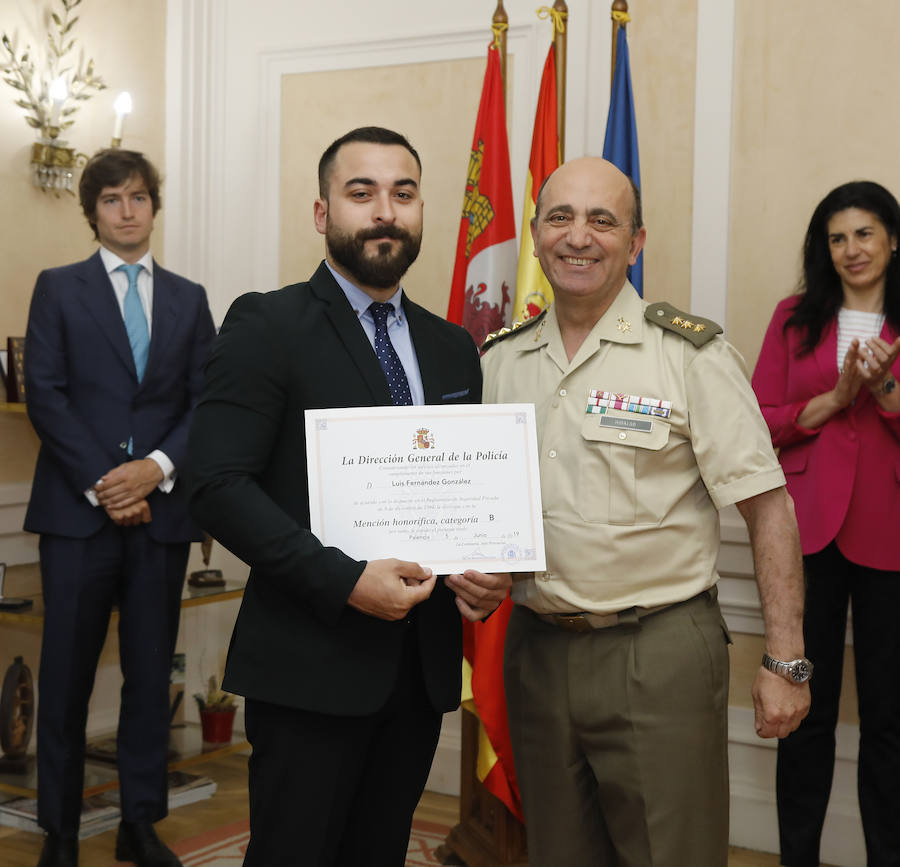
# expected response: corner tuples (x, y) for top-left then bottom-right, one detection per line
(586, 389), (672, 418)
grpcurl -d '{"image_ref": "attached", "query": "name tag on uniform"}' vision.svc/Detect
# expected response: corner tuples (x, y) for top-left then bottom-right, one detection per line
(598, 415), (653, 433)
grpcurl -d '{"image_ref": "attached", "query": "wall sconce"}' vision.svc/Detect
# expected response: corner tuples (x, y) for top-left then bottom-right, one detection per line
(1, 0), (110, 196)
(111, 90), (132, 148)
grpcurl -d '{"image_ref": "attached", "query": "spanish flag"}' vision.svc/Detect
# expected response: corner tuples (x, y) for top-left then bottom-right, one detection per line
(512, 43), (560, 322)
(461, 597), (521, 820)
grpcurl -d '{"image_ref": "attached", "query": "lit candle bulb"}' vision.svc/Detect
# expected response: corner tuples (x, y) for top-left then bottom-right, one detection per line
(112, 91), (132, 146)
(48, 77), (67, 130)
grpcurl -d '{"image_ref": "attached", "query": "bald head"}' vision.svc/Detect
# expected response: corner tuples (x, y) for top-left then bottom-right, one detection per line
(528, 156), (647, 310)
(534, 158), (642, 236)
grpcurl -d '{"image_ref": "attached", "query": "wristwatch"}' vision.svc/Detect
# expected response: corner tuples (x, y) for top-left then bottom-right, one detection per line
(761, 653), (813, 683)
(880, 375), (896, 395)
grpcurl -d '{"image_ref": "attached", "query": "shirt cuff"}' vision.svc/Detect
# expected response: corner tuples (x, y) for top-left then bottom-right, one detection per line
(85, 484), (101, 507)
(147, 450), (176, 493)
(707, 466), (787, 510)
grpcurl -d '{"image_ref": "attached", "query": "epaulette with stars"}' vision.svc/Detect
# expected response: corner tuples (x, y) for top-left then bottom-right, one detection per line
(480, 308), (548, 353)
(644, 302), (722, 348)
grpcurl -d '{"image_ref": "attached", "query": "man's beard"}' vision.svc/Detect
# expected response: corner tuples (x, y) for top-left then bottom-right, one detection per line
(326, 221), (422, 289)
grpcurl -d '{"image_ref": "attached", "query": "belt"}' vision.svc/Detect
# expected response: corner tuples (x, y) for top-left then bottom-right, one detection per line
(535, 588), (714, 634)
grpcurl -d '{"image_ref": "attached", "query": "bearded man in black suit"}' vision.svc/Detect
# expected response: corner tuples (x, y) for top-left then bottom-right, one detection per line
(187, 127), (510, 866)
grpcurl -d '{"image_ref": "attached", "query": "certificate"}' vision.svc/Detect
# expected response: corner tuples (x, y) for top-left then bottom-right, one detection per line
(305, 404), (545, 574)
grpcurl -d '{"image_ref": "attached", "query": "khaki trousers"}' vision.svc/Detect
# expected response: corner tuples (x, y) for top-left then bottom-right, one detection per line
(504, 590), (731, 867)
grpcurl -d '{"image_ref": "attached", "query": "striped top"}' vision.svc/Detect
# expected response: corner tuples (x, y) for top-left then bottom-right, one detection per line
(836, 307), (885, 371)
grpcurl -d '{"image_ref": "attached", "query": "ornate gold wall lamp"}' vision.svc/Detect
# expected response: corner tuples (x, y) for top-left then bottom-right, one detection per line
(1, 0), (129, 196)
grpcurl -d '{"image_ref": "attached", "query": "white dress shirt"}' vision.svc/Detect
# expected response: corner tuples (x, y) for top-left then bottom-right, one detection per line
(84, 247), (176, 506)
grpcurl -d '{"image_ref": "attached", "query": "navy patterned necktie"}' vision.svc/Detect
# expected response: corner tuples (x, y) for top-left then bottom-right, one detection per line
(369, 302), (412, 406)
(116, 263), (149, 382)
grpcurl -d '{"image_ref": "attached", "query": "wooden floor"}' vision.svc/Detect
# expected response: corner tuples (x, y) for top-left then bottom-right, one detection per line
(0, 750), (791, 866)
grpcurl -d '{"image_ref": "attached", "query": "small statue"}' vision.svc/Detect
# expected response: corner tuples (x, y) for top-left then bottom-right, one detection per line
(0, 655), (35, 773)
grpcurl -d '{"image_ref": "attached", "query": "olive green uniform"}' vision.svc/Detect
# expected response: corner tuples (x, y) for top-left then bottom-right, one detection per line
(482, 282), (785, 866)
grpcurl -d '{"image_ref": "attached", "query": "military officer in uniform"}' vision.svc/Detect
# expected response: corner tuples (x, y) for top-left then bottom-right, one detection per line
(481, 157), (811, 866)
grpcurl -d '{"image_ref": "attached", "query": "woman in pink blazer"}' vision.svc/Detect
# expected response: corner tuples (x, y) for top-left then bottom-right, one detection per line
(752, 181), (900, 867)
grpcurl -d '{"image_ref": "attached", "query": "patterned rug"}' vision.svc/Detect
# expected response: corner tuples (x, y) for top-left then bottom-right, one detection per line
(117, 818), (451, 866)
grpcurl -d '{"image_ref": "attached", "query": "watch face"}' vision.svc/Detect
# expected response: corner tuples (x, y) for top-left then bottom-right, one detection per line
(790, 660), (812, 682)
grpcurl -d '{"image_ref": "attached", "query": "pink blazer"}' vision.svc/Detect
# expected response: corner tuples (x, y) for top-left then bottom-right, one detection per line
(752, 296), (900, 570)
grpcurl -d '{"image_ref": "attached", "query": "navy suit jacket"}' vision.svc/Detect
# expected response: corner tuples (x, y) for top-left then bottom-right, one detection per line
(24, 250), (216, 543)
(187, 262), (483, 717)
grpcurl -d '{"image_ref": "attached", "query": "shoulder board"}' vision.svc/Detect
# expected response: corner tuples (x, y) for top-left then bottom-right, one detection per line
(480, 309), (547, 353)
(644, 302), (722, 348)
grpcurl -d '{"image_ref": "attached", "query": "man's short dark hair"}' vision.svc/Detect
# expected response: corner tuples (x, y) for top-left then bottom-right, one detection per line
(532, 169), (643, 236)
(317, 127), (422, 199)
(79, 149), (162, 240)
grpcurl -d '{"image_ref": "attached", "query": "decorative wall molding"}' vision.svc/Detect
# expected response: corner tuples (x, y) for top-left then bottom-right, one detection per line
(164, 0), (224, 304)
(164, 0), (602, 323)
(252, 24), (536, 310)
(690, 0), (736, 326)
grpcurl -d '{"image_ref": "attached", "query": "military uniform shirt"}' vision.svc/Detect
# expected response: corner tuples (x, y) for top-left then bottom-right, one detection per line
(481, 282), (785, 615)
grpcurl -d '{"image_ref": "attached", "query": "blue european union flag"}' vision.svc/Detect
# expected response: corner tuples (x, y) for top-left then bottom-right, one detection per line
(603, 26), (643, 296)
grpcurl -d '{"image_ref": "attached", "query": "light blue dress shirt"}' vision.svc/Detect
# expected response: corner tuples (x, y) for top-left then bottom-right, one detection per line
(326, 261), (425, 406)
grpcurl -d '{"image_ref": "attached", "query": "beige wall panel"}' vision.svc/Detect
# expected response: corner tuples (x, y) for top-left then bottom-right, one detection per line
(0, 413), (38, 481)
(280, 58), (488, 316)
(729, 0), (900, 366)
(628, 0), (697, 309)
(0, 0), (167, 341)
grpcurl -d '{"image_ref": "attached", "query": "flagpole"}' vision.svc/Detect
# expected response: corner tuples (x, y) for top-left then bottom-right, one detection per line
(492, 1), (508, 109)
(611, 0), (630, 91)
(553, 0), (567, 161)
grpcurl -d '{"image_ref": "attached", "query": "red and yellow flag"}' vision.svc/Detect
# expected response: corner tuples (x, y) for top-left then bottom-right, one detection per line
(461, 595), (521, 820)
(446, 41), (522, 822)
(512, 43), (560, 322)
(447, 43), (516, 346)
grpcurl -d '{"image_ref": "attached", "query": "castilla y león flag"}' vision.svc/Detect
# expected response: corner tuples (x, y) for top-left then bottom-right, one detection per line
(446, 43), (516, 348)
(446, 41), (522, 822)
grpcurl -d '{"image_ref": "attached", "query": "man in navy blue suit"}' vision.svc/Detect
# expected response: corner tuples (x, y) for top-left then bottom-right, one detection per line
(24, 149), (215, 867)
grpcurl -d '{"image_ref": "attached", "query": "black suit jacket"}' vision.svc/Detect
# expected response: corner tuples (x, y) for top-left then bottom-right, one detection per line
(24, 250), (215, 543)
(187, 262), (482, 716)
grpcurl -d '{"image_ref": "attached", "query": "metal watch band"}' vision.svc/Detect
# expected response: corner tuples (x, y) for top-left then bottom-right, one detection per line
(761, 652), (813, 683)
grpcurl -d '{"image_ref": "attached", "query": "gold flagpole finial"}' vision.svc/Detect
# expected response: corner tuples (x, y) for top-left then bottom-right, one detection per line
(536, 5), (567, 35)
(491, 21), (508, 50)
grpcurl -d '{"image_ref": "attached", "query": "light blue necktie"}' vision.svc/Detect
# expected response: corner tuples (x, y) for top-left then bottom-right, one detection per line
(117, 263), (149, 382)
(369, 302), (412, 406)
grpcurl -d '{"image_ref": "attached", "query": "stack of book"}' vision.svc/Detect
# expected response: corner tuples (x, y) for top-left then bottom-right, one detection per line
(0, 770), (217, 839)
